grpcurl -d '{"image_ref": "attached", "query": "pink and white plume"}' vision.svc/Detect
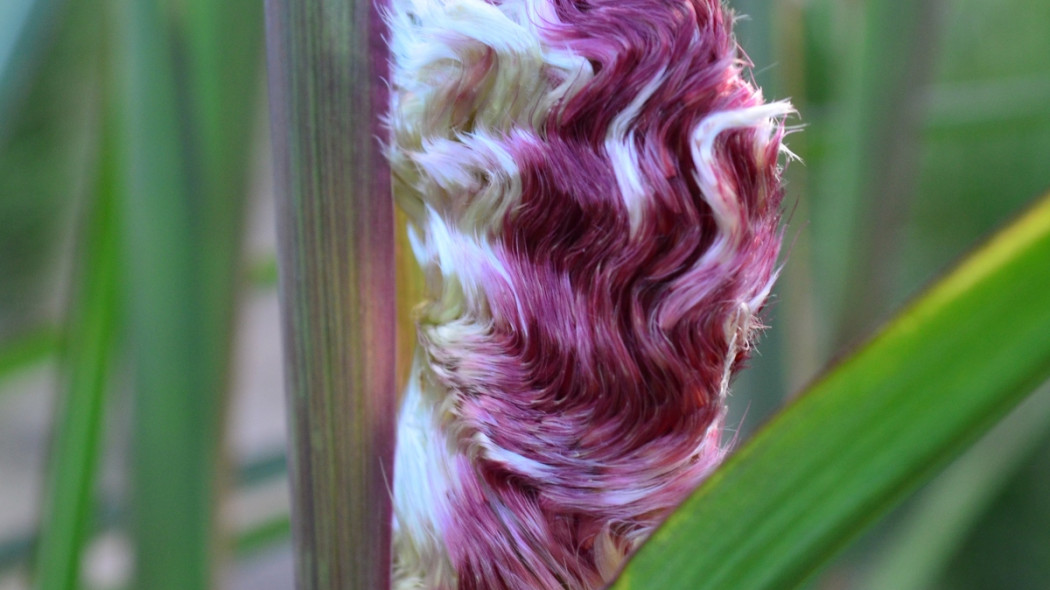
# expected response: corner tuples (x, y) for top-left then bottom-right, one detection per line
(386, 0), (793, 588)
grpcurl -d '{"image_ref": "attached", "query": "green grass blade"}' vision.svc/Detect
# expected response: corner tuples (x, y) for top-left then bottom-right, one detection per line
(113, 0), (218, 585)
(33, 101), (120, 590)
(0, 327), (58, 382)
(264, 0), (396, 586)
(612, 191), (1050, 590)
(859, 380), (1050, 590)
(181, 0), (264, 398)
(234, 515), (292, 556)
(247, 255), (279, 288)
(112, 0), (264, 581)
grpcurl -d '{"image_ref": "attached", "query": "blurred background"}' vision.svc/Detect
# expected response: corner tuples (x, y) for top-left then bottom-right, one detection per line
(0, 0), (1047, 588)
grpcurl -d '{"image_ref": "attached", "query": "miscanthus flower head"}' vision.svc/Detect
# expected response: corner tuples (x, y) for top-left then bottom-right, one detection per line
(386, 0), (793, 588)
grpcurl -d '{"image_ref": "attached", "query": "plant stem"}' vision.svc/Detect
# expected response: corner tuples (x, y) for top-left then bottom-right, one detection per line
(264, 0), (396, 587)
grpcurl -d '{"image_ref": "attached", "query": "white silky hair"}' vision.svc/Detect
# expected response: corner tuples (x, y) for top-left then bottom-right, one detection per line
(689, 101), (795, 245)
(605, 68), (667, 235)
(388, 0), (593, 587)
(392, 356), (457, 589)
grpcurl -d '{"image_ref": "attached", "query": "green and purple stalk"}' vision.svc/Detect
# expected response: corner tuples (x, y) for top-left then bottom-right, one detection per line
(265, 0), (396, 587)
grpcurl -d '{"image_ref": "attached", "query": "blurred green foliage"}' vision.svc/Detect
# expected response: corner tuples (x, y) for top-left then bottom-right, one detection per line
(731, 0), (1050, 588)
(0, 0), (95, 335)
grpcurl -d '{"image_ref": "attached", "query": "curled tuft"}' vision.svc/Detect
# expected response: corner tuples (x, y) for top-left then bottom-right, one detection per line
(387, 1), (793, 588)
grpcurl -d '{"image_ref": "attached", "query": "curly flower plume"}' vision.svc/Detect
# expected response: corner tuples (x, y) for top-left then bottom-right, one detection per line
(387, 0), (793, 587)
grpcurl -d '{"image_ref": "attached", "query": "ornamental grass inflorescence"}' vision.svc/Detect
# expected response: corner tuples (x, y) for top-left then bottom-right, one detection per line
(386, 1), (793, 588)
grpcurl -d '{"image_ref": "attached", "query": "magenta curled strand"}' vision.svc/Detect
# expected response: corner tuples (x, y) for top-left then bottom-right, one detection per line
(387, 1), (793, 588)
